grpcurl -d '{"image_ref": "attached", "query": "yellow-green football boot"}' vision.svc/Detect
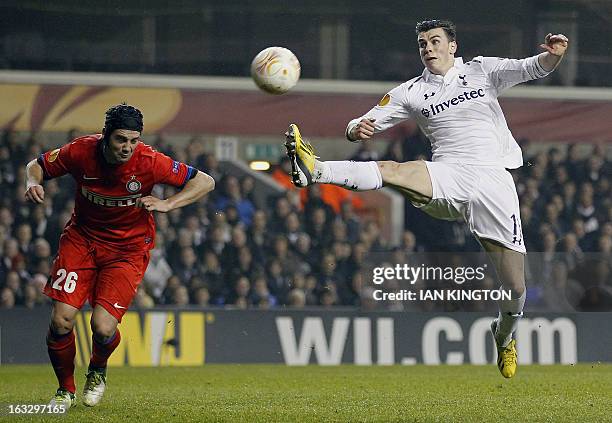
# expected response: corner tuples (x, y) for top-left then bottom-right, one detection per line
(284, 123), (316, 187)
(491, 318), (518, 378)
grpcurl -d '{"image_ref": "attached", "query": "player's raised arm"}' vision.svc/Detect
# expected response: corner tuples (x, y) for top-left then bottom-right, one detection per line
(479, 33), (569, 94)
(24, 159), (45, 203)
(136, 170), (215, 213)
(538, 33), (569, 71)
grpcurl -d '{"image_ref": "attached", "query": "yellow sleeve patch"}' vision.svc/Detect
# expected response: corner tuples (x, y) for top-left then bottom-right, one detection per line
(378, 93), (390, 107)
(48, 148), (60, 162)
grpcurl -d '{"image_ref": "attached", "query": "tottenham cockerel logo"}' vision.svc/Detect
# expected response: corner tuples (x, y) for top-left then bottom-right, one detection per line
(126, 175), (142, 193)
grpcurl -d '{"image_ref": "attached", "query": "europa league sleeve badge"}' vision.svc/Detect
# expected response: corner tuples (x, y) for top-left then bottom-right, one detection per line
(126, 175), (142, 193)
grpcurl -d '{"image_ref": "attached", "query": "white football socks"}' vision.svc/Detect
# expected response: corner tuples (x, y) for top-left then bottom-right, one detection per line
(496, 288), (526, 347)
(313, 160), (383, 190)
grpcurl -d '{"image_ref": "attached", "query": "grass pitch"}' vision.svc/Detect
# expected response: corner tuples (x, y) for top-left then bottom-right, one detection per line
(0, 364), (611, 422)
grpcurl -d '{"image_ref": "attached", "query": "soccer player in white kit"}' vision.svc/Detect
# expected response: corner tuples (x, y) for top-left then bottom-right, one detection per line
(285, 19), (568, 378)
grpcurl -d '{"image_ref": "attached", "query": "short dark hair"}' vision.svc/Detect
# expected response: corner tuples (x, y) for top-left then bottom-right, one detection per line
(103, 103), (144, 137)
(415, 19), (457, 42)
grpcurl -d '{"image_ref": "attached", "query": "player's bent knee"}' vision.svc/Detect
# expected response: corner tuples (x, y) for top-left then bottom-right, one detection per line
(50, 314), (75, 333)
(378, 161), (423, 184)
(91, 319), (118, 339)
(502, 278), (526, 296)
(377, 161), (432, 200)
(498, 267), (526, 295)
(377, 161), (403, 184)
(50, 301), (79, 333)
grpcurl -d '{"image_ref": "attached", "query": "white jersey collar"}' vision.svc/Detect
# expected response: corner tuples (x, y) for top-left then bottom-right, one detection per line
(422, 57), (464, 84)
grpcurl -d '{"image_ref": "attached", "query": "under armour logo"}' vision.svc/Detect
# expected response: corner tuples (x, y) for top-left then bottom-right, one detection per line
(424, 92), (436, 100)
(458, 75), (468, 86)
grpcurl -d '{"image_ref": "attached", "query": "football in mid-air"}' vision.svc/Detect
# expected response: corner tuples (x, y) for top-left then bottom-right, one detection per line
(251, 47), (301, 95)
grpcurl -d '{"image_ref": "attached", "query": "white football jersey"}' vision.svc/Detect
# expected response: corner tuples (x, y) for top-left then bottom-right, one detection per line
(347, 56), (551, 169)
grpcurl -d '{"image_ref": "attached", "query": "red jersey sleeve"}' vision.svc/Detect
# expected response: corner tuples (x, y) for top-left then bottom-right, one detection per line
(37, 143), (76, 180)
(152, 151), (196, 188)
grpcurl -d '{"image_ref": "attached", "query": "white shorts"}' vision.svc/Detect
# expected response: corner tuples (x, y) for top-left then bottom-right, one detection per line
(415, 161), (526, 254)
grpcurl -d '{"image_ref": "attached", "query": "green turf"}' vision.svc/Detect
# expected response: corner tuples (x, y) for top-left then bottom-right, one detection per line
(0, 364), (611, 422)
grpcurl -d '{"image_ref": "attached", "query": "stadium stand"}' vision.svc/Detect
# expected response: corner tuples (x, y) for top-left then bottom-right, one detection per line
(0, 129), (610, 311)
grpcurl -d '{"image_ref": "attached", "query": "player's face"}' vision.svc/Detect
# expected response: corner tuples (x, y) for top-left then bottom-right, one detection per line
(107, 129), (140, 163)
(417, 28), (457, 75)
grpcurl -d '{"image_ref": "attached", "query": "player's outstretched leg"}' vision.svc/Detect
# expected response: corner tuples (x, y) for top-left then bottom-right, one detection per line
(83, 306), (121, 407)
(284, 123), (385, 191)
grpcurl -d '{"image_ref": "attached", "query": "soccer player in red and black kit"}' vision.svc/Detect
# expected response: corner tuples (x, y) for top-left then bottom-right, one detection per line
(24, 104), (215, 409)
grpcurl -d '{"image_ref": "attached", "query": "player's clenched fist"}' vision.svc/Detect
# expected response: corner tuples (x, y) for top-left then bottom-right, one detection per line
(351, 118), (377, 141)
(25, 184), (45, 203)
(540, 33), (569, 57)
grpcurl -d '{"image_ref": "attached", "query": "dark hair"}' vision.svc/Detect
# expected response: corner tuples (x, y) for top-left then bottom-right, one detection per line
(415, 19), (457, 42)
(103, 103), (144, 140)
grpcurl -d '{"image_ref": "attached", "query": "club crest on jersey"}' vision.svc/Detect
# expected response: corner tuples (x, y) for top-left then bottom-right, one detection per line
(48, 149), (60, 162)
(126, 175), (142, 193)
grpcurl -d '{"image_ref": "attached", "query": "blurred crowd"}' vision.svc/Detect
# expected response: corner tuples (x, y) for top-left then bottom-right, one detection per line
(0, 129), (610, 312)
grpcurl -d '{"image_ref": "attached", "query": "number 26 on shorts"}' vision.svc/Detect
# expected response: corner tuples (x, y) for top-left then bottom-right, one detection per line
(51, 268), (78, 293)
